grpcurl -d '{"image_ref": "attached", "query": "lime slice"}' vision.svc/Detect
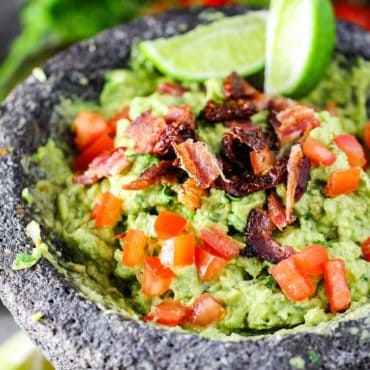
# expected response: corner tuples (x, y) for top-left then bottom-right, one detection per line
(265, 0), (335, 97)
(140, 11), (268, 81)
(0, 332), (54, 370)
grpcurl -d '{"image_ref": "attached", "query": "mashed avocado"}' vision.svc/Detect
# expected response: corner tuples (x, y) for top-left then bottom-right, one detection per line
(23, 54), (370, 339)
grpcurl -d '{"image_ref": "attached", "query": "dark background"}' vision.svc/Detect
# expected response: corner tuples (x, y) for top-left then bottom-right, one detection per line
(0, 0), (21, 340)
(0, 0), (21, 62)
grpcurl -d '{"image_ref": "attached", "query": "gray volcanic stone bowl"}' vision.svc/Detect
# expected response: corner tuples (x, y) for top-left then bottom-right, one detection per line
(0, 6), (370, 370)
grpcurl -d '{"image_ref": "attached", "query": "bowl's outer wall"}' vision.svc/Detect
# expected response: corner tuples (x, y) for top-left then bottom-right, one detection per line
(0, 7), (370, 370)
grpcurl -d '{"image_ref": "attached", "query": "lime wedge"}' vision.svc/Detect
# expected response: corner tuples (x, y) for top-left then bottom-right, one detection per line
(0, 332), (54, 370)
(140, 11), (268, 81)
(265, 0), (335, 97)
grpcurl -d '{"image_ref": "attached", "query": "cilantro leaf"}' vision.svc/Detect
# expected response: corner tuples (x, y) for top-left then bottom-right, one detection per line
(12, 252), (41, 271)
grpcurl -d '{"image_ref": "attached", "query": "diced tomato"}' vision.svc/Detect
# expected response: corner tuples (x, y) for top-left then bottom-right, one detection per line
(250, 147), (275, 176)
(323, 259), (351, 313)
(143, 300), (189, 327)
(324, 167), (361, 197)
(303, 137), (336, 166)
(271, 257), (315, 302)
(293, 245), (329, 277)
(187, 293), (226, 327)
(141, 257), (174, 297)
(73, 134), (114, 171)
(361, 237), (370, 262)
(334, 134), (367, 167)
(267, 192), (287, 230)
(154, 211), (187, 240)
(107, 107), (130, 135)
(160, 233), (195, 267)
(199, 225), (240, 261)
(73, 112), (108, 151)
(92, 192), (122, 227)
(334, 3), (370, 31)
(363, 122), (370, 149)
(195, 246), (228, 281)
(121, 229), (148, 267)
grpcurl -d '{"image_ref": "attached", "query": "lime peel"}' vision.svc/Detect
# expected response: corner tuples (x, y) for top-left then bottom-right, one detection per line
(265, 0), (336, 97)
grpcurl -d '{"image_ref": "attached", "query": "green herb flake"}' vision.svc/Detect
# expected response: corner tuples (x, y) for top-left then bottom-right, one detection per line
(289, 356), (306, 369)
(12, 221), (48, 271)
(21, 188), (34, 205)
(12, 252), (41, 271)
(308, 349), (320, 365)
(265, 276), (276, 289)
(32, 312), (45, 322)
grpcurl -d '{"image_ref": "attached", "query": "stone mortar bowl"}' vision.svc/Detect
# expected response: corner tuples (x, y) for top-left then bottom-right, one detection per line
(0, 6), (370, 370)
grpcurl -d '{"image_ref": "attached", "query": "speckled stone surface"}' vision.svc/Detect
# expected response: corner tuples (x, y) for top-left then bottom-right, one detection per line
(0, 7), (370, 370)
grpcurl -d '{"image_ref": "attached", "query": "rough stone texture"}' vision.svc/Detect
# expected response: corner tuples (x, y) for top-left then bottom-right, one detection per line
(0, 7), (369, 370)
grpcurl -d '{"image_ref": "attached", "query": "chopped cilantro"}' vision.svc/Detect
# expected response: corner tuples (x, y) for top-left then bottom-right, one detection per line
(308, 349), (320, 365)
(265, 275), (276, 289)
(12, 251), (41, 271)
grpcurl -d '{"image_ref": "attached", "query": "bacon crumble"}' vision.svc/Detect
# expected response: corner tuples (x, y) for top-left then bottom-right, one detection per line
(122, 161), (181, 190)
(276, 104), (320, 146)
(285, 144), (304, 223)
(73, 148), (130, 185)
(204, 99), (257, 123)
(267, 191), (287, 230)
(223, 72), (269, 110)
(125, 111), (167, 154)
(178, 178), (206, 210)
(157, 82), (190, 96)
(244, 209), (295, 264)
(173, 139), (225, 189)
(221, 127), (275, 174)
(217, 158), (288, 197)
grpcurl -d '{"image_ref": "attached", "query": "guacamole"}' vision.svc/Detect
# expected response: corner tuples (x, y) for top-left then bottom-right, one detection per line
(22, 51), (370, 338)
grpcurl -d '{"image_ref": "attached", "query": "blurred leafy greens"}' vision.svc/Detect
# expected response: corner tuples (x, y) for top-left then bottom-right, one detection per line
(0, 0), (152, 100)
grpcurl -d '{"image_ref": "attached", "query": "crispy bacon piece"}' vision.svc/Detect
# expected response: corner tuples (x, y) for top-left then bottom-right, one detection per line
(173, 139), (225, 189)
(125, 107), (196, 159)
(153, 106), (196, 158)
(218, 158), (288, 197)
(178, 178), (206, 210)
(223, 72), (257, 99)
(286, 144), (304, 223)
(73, 148), (130, 184)
(224, 120), (260, 131)
(223, 72), (269, 110)
(204, 99), (257, 123)
(122, 161), (181, 190)
(267, 97), (294, 129)
(165, 105), (195, 127)
(157, 82), (190, 96)
(221, 127), (274, 171)
(267, 191), (287, 230)
(294, 156), (310, 202)
(125, 111), (167, 154)
(244, 209), (295, 264)
(276, 104), (320, 146)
